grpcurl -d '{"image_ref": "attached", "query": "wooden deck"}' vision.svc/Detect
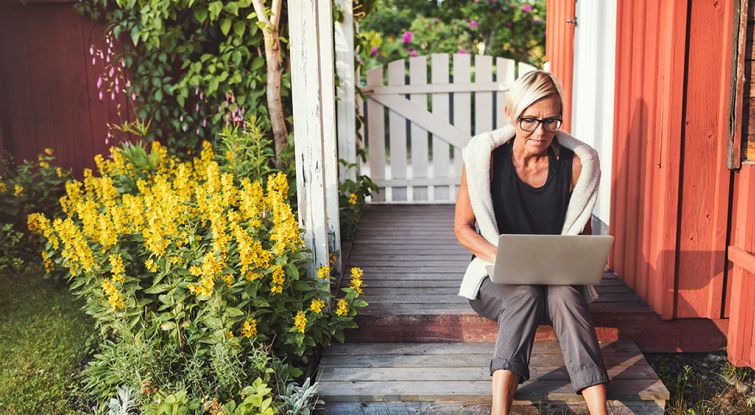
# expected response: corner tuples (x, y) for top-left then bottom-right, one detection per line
(343, 204), (728, 352)
(315, 204), (697, 413)
(317, 340), (668, 414)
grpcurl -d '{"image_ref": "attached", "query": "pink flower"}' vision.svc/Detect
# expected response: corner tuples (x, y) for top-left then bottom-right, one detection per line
(522, 4), (532, 13)
(370, 47), (378, 57)
(458, 48), (467, 54)
(403, 31), (412, 44)
(470, 20), (478, 29)
(410, 49), (417, 57)
(89, 45), (94, 55)
(92, 57), (96, 65)
(96, 77), (103, 89)
(131, 92), (137, 101)
(98, 91), (103, 101)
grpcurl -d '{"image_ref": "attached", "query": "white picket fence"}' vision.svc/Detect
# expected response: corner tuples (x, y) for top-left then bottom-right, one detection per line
(360, 53), (537, 203)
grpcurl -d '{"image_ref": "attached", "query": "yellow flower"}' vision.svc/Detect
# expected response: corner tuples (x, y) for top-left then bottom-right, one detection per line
(294, 311), (307, 333)
(242, 319), (257, 338)
(310, 299), (325, 314)
(56, 167), (64, 178)
(227, 330), (235, 338)
(109, 254), (125, 277)
(101, 279), (125, 310)
(38, 161), (50, 169)
(272, 265), (285, 285)
(350, 266), (364, 295)
(44, 148), (54, 156)
(0, 181), (5, 193)
(335, 299), (348, 316)
(222, 274), (234, 288)
(317, 265), (330, 280)
(14, 184), (23, 197)
(270, 284), (283, 294)
(145, 258), (158, 272)
(348, 192), (358, 205)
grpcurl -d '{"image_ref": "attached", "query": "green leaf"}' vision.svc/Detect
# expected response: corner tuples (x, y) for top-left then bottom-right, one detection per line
(252, 57), (265, 71)
(208, 1), (223, 20)
(220, 18), (232, 36)
(233, 21), (245, 37)
(224, 1), (239, 15)
(252, 297), (270, 307)
(224, 307), (244, 317)
(193, 7), (208, 23)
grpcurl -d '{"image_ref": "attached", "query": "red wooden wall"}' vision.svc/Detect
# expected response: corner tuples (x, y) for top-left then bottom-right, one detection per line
(610, 0), (736, 321)
(727, 0), (755, 368)
(0, 1), (130, 172)
(545, 0), (575, 133)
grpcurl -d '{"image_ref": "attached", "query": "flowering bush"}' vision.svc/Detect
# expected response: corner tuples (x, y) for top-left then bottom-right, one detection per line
(28, 140), (366, 408)
(0, 149), (72, 271)
(338, 159), (378, 242)
(358, 0), (546, 70)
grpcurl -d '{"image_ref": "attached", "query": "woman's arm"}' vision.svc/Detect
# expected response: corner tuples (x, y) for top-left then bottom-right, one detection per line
(454, 165), (498, 263)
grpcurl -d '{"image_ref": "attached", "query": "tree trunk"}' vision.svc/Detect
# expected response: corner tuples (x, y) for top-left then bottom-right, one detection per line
(262, 27), (288, 169)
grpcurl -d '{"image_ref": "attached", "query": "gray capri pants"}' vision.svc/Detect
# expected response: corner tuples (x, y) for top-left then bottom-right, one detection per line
(469, 277), (609, 394)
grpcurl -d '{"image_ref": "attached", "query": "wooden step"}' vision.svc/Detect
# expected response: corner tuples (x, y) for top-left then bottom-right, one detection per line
(314, 340), (669, 415)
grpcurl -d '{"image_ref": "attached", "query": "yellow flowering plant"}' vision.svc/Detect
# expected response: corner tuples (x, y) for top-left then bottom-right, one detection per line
(29, 140), (366, 373)
(337, 158), (378, 242)
(0, 149), (72, 271)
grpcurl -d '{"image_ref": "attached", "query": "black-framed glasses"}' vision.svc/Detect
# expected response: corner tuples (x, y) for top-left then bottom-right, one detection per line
(518, 117), (562, 132)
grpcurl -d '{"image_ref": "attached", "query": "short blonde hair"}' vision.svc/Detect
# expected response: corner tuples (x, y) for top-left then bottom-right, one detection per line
(505, 70), (564, 122)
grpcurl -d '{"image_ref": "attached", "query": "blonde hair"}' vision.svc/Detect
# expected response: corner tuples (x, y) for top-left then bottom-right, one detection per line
(505, 70), (564, 122)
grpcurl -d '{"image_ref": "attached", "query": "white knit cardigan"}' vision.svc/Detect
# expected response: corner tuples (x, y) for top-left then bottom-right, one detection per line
(457, 124), (601, 303)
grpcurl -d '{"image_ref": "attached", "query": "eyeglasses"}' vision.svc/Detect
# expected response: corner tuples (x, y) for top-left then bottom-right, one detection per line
(518, 117), (562, 133)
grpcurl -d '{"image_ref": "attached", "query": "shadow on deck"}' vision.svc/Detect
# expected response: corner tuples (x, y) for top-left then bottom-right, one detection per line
(342, 204), (727, 352)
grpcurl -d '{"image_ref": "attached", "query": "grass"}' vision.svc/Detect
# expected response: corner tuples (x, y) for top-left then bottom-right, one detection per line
(0, 269), (93, 414)
(646, 351), (755, 415)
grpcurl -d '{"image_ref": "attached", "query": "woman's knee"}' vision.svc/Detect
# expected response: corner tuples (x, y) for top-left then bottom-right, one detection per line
(511, 285), (545, 306)
(547, 285), (585, 313)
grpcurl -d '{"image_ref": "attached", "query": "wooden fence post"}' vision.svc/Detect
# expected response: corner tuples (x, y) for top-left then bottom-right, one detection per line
(288, 0), (342, 280)
(335, 0), (357, 183)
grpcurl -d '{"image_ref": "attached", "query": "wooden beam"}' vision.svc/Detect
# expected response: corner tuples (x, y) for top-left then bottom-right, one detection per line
(288, 0), (341, 281)
(335, 0), (357, 183)
(362, 82), (509, 95)
(368, 94), (472, 149)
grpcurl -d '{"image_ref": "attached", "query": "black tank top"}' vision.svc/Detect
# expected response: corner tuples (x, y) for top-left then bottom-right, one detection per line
(491, 139), (574, 235)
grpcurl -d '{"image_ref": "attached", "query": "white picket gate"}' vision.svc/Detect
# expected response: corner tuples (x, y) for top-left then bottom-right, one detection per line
(360, 53), (537, 203)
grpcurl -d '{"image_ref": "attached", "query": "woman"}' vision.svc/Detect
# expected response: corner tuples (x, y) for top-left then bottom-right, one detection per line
(454, 70), (609, 415)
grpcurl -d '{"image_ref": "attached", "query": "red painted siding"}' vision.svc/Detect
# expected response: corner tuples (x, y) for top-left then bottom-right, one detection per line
(610, 0), (689, 320)
(0, 2), (130, 173)
(727, 0), (755, 368)
(545, 0), (574, 133)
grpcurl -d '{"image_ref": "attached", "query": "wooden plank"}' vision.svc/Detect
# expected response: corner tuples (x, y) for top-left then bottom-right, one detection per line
(474, 55), (493, 135)
(363, 82), (509, 95)
(451, 53), (471, 201)
(323, 340), (641, 356)
(320, 400), (666, 415)
(431, 53), (451, 201)
(368, 94), (471, 149)
(496, 58), (516, 129)
(334, 0), (357, 182)
(318, 365), (657, 383)
(316, 379), (668, 402)
(409, 56), (429, 201)
(365, 67), (386, 201)
(387, 59), (407, 201)
(288, 0), (335, 278)
(319, 351), (646, 368)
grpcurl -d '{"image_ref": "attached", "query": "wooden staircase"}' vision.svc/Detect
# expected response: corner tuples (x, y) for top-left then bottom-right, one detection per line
(315, 204), (675, 414)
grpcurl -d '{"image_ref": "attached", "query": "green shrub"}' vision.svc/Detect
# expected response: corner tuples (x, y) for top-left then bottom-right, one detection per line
(0, 149), (73, 272)
(28, 140), (366, 408)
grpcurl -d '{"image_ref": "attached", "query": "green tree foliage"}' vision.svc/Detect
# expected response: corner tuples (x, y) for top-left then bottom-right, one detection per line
(358, 0), (546, 68)
(75, 0), (291, 155)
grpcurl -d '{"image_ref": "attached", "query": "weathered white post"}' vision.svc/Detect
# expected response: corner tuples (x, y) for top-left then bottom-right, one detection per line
(335, 0), (358, 182)
(288, 0), (342, 279)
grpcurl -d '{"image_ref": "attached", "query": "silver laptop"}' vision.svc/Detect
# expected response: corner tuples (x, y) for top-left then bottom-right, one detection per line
(485, 234), (614, 285)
